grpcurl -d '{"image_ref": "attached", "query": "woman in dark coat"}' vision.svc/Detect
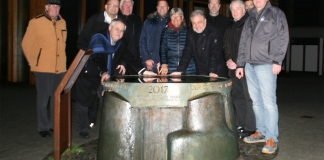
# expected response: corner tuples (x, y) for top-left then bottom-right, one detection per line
(159, 8), (196, 75)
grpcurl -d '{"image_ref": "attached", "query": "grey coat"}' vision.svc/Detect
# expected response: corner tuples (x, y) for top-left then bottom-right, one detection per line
(237, 2), (289, 67)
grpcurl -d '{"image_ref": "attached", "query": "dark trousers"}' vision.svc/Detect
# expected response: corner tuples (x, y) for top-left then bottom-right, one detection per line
(75, 101), (90, 133)
(88, 85), (103, 124)
(33, 72), (64, 132)
(229, 69), (256, 131)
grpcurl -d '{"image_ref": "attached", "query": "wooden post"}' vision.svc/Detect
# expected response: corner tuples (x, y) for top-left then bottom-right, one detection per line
(7, 0), (18, 82)
(139, 0), (144, 20)
(53, 49), (92, 160)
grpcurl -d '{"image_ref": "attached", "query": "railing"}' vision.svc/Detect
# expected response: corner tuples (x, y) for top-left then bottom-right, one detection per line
(53, 49), (92, 160)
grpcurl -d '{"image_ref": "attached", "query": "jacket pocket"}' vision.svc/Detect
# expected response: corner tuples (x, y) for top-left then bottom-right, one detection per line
(36, 48), (42, 66)
(61, 30), (67, 42)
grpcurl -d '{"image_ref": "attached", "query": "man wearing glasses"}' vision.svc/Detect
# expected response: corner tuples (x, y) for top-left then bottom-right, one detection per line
(77, 0), (120, 49)
(76, 0), (121, 137)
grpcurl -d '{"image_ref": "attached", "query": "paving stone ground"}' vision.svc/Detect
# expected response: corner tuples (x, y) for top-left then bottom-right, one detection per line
(1, 72), (323, 160)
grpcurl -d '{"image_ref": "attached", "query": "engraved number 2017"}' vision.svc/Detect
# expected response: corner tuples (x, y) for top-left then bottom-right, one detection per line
(149, 86), (168, 93)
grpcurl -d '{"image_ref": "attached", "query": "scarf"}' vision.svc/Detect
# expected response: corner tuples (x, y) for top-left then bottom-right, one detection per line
(88, 30), (121, 75)
(167, 19), (186, 31)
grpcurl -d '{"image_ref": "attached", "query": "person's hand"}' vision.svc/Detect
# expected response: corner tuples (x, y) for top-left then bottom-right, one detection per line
(209, 72), (218, 77)
(145, 59), (154, 71)
(143, 71), (157, 75)
(209, 72), (218, 81)
(116, 65), (126, 75)
(143, 77), (157, 83)
(236, 68), (244, 79)
(226, 59), (237, 70)
(160, 64), (168, 75)
(170, 72), (182, 76)
(157, 77), (168, 82)
(101, 72), (110, 85)
(156, 62), (161, 75)
(272, 64), (282, 75)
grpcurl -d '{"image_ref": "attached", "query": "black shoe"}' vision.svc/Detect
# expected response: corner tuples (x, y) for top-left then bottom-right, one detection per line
(79, 132), (90, 139)
(39, 131), (51, 138)
(49, 128), (54, 132)
(239, 130), (255, 139)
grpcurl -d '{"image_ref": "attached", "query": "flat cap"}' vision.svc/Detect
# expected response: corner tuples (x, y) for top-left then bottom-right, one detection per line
(47, 0), (61, 5)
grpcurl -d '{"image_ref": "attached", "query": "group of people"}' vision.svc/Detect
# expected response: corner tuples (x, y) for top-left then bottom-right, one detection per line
(21, 0), (289, 155)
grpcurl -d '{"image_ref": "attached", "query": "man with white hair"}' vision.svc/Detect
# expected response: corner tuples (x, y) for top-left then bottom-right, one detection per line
(171, 10), (226, 77)
(223, 0), (255, 139)
(118, 0), (143, 75)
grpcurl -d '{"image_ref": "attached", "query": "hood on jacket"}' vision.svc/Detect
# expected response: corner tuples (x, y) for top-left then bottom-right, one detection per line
(147, 11), (169, 20)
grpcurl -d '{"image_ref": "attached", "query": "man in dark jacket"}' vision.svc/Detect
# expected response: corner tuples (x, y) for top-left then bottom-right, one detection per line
(76, 0), (120, 131)
(206, 0), (231, 39)
(77, 0), (119, 49)
(223, 0), (255, 139)
(171, 10), (226, 77)
(236, 0), (289, 154)
(118, 0), (143, 75)
(139, 0), (170, 73)
(72, 19), (156, 139)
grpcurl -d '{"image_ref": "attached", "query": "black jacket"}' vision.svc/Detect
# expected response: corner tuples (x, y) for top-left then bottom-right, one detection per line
(118, 13), (143, 58)
(72, 35), (144, 107)
(77, 11), (108, 49)
(177, 25), (227, 77)
(205, 14), (231, 39)
(223, 14), (249, 64)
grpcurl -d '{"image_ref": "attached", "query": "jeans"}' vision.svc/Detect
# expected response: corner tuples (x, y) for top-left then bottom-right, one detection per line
(244, 63), (279, 142)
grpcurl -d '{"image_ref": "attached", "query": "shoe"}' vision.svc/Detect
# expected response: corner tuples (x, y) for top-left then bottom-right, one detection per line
(89, 123), (95, 129)
(262, 139), (277, 154)
(239, 130), (255, 139)
(79, 132), (90, 139)
(39, 131), (51, 138)
(49, 128), (54, 132)
(243, 132), (266, 143)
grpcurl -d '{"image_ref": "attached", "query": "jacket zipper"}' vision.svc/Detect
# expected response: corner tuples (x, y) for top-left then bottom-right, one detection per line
(53, 20), (58, 73)
(177, 30), (180, 66)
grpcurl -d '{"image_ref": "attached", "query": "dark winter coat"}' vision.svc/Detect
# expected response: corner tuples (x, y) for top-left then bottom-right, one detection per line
(72, 32), (144, 107)
(77, 11), (108, 49)
(118, 13), (143, 58)
(160, 24), (196, 74)
(223, 13), (249, 64)
(205, 14), (231, 39)
(139, 11), (170, 73)
(177, 25), (227, 77)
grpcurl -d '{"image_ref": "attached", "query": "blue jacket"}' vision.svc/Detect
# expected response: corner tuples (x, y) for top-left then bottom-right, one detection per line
(139, 12), (169, 73)
(160, 24), (196, 74)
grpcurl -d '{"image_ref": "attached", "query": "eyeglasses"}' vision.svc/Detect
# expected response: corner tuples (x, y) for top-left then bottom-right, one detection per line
(107, 4), (119, 8)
